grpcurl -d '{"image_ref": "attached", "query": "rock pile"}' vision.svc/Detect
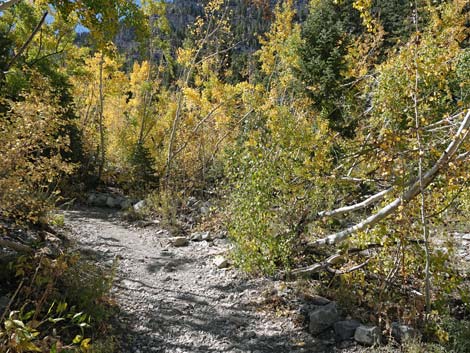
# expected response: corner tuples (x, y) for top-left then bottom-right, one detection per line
(305, 295), (416, 347)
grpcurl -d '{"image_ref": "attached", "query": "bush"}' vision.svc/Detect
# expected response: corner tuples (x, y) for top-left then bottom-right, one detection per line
(0, 74), (74, 225)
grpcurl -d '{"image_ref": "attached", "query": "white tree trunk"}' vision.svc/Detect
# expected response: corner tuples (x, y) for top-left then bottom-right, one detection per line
(312, 110), (470, 247)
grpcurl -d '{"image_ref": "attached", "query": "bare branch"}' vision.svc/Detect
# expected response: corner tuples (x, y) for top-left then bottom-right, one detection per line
(318, 188), (393, 218)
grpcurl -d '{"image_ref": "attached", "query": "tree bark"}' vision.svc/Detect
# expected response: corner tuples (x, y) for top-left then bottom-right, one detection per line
(318, 187), (393, 218)
(97, 52), (105, 181)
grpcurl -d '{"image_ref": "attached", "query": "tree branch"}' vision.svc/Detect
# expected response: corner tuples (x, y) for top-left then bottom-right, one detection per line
(0, 0), (22, 11)
(311, 109), (470, 247)
(6, 11), (48, 71)
(318, 187), (393, 218)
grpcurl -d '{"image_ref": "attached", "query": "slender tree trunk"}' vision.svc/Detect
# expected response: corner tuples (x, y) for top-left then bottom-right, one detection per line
(97, 52), (105, 181)
(412, 2), (431, 317)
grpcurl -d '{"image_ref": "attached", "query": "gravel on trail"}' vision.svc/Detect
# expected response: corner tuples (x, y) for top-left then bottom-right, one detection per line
(64, 207), (357, 353)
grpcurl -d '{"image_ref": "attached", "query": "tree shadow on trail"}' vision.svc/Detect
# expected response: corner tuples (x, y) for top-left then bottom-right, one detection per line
(116, 279), (328, 353)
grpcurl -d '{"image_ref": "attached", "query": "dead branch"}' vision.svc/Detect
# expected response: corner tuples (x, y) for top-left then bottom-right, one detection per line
(318, 187), (393, 218)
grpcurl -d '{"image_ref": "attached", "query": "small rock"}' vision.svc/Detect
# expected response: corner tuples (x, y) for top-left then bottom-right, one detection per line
(462, 234), (470, 241)
(200, 206), (210, 215)
(170, 237), (188, 247)
(244, 330), (257, 339)
(308, 302), (340, 335)
(200, 232), (211, 241)
(213, 255), (229, 269)
(106, 197), (118, 208)
(334, 320), (361, 341)
(122, 279), (141, 290)
(133, 200), (146, 211)
(354, 325), (381, 346)
(391, 322), (418, 342)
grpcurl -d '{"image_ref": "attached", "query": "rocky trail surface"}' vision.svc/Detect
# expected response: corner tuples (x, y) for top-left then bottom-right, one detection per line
(62, 206), (470, 353)
(63, 206), (398, 353)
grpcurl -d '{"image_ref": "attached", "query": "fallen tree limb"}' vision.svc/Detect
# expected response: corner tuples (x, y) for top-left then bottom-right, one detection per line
(318, 187), (393, 218)
(311, 109), (470, 247)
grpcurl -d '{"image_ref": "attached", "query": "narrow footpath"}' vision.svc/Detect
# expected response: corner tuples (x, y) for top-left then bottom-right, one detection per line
(64, 207), (345, 353)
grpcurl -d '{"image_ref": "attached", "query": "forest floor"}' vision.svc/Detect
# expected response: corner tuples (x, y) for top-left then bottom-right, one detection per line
(62, 206), (376, 353)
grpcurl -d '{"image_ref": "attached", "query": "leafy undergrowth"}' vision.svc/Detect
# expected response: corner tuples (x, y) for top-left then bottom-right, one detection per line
(0, 251), (119, 353)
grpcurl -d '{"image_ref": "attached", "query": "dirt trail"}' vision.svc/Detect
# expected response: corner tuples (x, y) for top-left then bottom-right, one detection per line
(63, 207), (333, 353)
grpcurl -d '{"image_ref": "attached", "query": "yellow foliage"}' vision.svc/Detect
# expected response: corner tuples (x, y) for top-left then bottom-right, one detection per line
(0, 74), (74, 223)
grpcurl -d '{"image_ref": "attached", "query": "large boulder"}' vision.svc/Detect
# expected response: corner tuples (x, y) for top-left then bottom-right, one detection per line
(308, 302), (340, 335)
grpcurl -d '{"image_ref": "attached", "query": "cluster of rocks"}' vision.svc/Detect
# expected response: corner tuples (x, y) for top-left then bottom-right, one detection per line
(171, 230), (231, 269)
(87, 192), (133, 210)
(306, 297), (417, 346)
(168, 230), (231, 269)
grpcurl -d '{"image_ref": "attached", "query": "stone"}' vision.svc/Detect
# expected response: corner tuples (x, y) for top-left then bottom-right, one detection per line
(308, 302), (340, 335)
(213, 255), (229, 269)
(170, 237), (188, 247)
(354, 325), (381, 346)
(334, 320), (361, 341)
(133, 200), (146, 211)
(391, 322), (418, 342)
(191, 231), (211, 241)
(201, 232), (211, 241)
(106, 196), (118, 208)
